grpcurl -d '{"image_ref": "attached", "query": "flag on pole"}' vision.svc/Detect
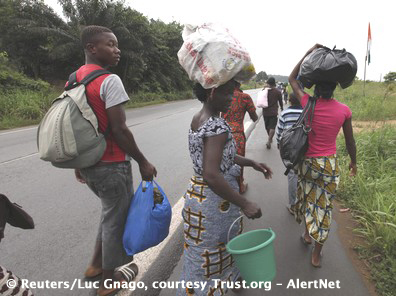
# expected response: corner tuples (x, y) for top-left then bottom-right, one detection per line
(367, 23), (372, 65)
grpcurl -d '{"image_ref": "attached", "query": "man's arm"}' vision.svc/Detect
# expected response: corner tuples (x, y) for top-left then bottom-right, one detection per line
(289, 44), (322, 102)
(106, 104), (157, 180)
(278, 91), (284, 111)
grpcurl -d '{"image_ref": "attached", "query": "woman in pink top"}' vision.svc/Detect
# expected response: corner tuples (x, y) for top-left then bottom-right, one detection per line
(289, 44), (357, 267)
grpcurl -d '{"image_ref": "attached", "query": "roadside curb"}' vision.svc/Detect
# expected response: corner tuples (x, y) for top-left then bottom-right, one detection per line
(125, 107), (264, 296)
(245, 108), (263, 141)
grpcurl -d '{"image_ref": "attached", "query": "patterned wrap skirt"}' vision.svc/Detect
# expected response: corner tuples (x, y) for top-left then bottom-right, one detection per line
(294, 155), (340, 245)
(178, 165), (243, 296)
(231, 131), (246, 157)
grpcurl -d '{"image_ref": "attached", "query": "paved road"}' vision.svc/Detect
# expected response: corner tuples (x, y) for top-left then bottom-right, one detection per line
(159, 115), (372, 296)
(0, 90), (259, 296)
(0, 89), (371, 296)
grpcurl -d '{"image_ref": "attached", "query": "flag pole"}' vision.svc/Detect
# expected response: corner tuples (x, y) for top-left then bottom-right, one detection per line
(364, 22), (371, 97)
(363, 41), (368, 97)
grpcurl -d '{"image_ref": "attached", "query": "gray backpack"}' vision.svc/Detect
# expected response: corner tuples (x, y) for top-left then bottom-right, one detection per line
(37, 69), (111, 169)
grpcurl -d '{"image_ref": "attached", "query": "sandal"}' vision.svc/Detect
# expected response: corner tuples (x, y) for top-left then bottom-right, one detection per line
(118, 263), (138, 282)
(96, 263), (138, 296)
(300, 233), (312, 245)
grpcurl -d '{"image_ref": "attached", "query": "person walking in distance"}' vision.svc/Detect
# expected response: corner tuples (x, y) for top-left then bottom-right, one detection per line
(262, 77), (283, 149)
(283, 87), (289, 105)
(276, 93), (303, 214)
(222, 81), (258, 193)
(73, 25), (157, 296)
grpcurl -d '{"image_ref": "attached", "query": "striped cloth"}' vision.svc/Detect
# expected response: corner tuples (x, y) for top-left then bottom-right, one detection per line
(0, 265), (33, 296)
(276, 106), (303, 144)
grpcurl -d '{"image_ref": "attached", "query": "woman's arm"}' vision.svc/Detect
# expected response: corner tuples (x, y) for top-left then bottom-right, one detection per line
(342, 118), (357, 176)
(249, 111), (259, 122)
(202, 134), (262, 219)
(289, 44), (323, 102)
(234, 155), (273, 179)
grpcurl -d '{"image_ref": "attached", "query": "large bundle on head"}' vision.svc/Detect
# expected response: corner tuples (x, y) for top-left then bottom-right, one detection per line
(298, 47), (357, 89)
(178, 23), (256, 89)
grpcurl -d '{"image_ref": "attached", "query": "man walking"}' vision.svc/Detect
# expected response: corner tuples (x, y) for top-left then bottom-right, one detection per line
(262, 77), (283, 149)
(73, 25), (157, 296)
(276, 93), (303, 214)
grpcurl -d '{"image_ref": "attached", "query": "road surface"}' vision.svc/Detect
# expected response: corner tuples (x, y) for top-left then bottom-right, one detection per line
(1, 90), (371, 296)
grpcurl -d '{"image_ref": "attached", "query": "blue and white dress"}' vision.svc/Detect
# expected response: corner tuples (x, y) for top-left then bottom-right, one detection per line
(178, 116), (243, 296)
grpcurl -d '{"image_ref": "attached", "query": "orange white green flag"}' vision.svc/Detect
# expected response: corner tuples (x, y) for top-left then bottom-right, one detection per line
(367, 23), (372, 65)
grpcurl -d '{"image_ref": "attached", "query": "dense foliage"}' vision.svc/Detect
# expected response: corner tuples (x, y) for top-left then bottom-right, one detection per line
(384, 71), (396, 83)
(0, 0), (192, 93)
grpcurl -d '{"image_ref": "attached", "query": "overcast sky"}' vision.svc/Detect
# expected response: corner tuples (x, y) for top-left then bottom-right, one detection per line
(45, 0), (395, 81)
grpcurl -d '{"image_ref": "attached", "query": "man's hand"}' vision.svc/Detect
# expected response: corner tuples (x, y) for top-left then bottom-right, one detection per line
(349, 162), (357, 176)
(252, 162), (273, 179)
(241, 201), (262, 219)
(74, 169), (86, 184)
(139, 160), (157, 181)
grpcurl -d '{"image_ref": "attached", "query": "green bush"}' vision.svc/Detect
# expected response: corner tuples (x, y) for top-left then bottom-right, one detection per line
(0, 86), (193, 129)
(126, 90), (192, 107)
(241, 80), (264, 90)
(0, 52), (50, 92)
(0, 88), (57, 129)
(337, 126), (396, 295)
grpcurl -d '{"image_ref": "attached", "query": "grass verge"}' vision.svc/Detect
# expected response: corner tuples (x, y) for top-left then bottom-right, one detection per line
(0, 89), (192, 130)
(337, 126), (396, 296)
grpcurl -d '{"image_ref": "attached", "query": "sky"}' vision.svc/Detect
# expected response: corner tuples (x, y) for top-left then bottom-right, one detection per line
(45, 0), (396, 81)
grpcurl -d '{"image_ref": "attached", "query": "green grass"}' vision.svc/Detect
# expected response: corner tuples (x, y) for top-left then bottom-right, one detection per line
(241, 80), (264, 90)
(333, 80), (395, 121)
(286, 80), (396, 121)
(0, 89), (193, 130)
(337, 126), (396, 296)
(0, 88), (57, 129)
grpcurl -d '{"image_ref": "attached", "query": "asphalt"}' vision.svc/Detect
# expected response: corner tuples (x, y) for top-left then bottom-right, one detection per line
(158, 117), (371, 296)
(0, 90), (371, 296)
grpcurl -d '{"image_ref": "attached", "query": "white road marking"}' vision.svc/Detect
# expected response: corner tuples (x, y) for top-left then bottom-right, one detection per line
(0, 126), (37, 136)
(0, 152), (38, 166)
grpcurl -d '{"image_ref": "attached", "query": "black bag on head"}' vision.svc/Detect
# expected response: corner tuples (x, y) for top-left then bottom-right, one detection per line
(298, 47), (357, 89)
(279, 97), (316, 175)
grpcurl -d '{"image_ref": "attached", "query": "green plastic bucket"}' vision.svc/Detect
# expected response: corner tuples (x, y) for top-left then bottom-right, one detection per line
(226, 216), (276, 284)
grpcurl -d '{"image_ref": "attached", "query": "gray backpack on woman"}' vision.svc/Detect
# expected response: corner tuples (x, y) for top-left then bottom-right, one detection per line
(37, 69), (110, 169)
(279, 97), (316, 175)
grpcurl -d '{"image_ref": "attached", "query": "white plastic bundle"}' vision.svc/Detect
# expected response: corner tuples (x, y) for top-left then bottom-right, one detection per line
(178, 23), (256, 89)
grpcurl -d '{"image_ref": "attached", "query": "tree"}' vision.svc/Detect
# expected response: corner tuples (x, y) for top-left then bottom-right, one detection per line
(384, 72), (396, 83)
(255, 71), (268, 82)
(0, 0), (191, 93)
(0, 0), (69, 79)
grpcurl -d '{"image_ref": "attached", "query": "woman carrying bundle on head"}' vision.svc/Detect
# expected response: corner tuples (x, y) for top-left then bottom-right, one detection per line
(177, 23), (273, 295)
(289, 44), (357, 267)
